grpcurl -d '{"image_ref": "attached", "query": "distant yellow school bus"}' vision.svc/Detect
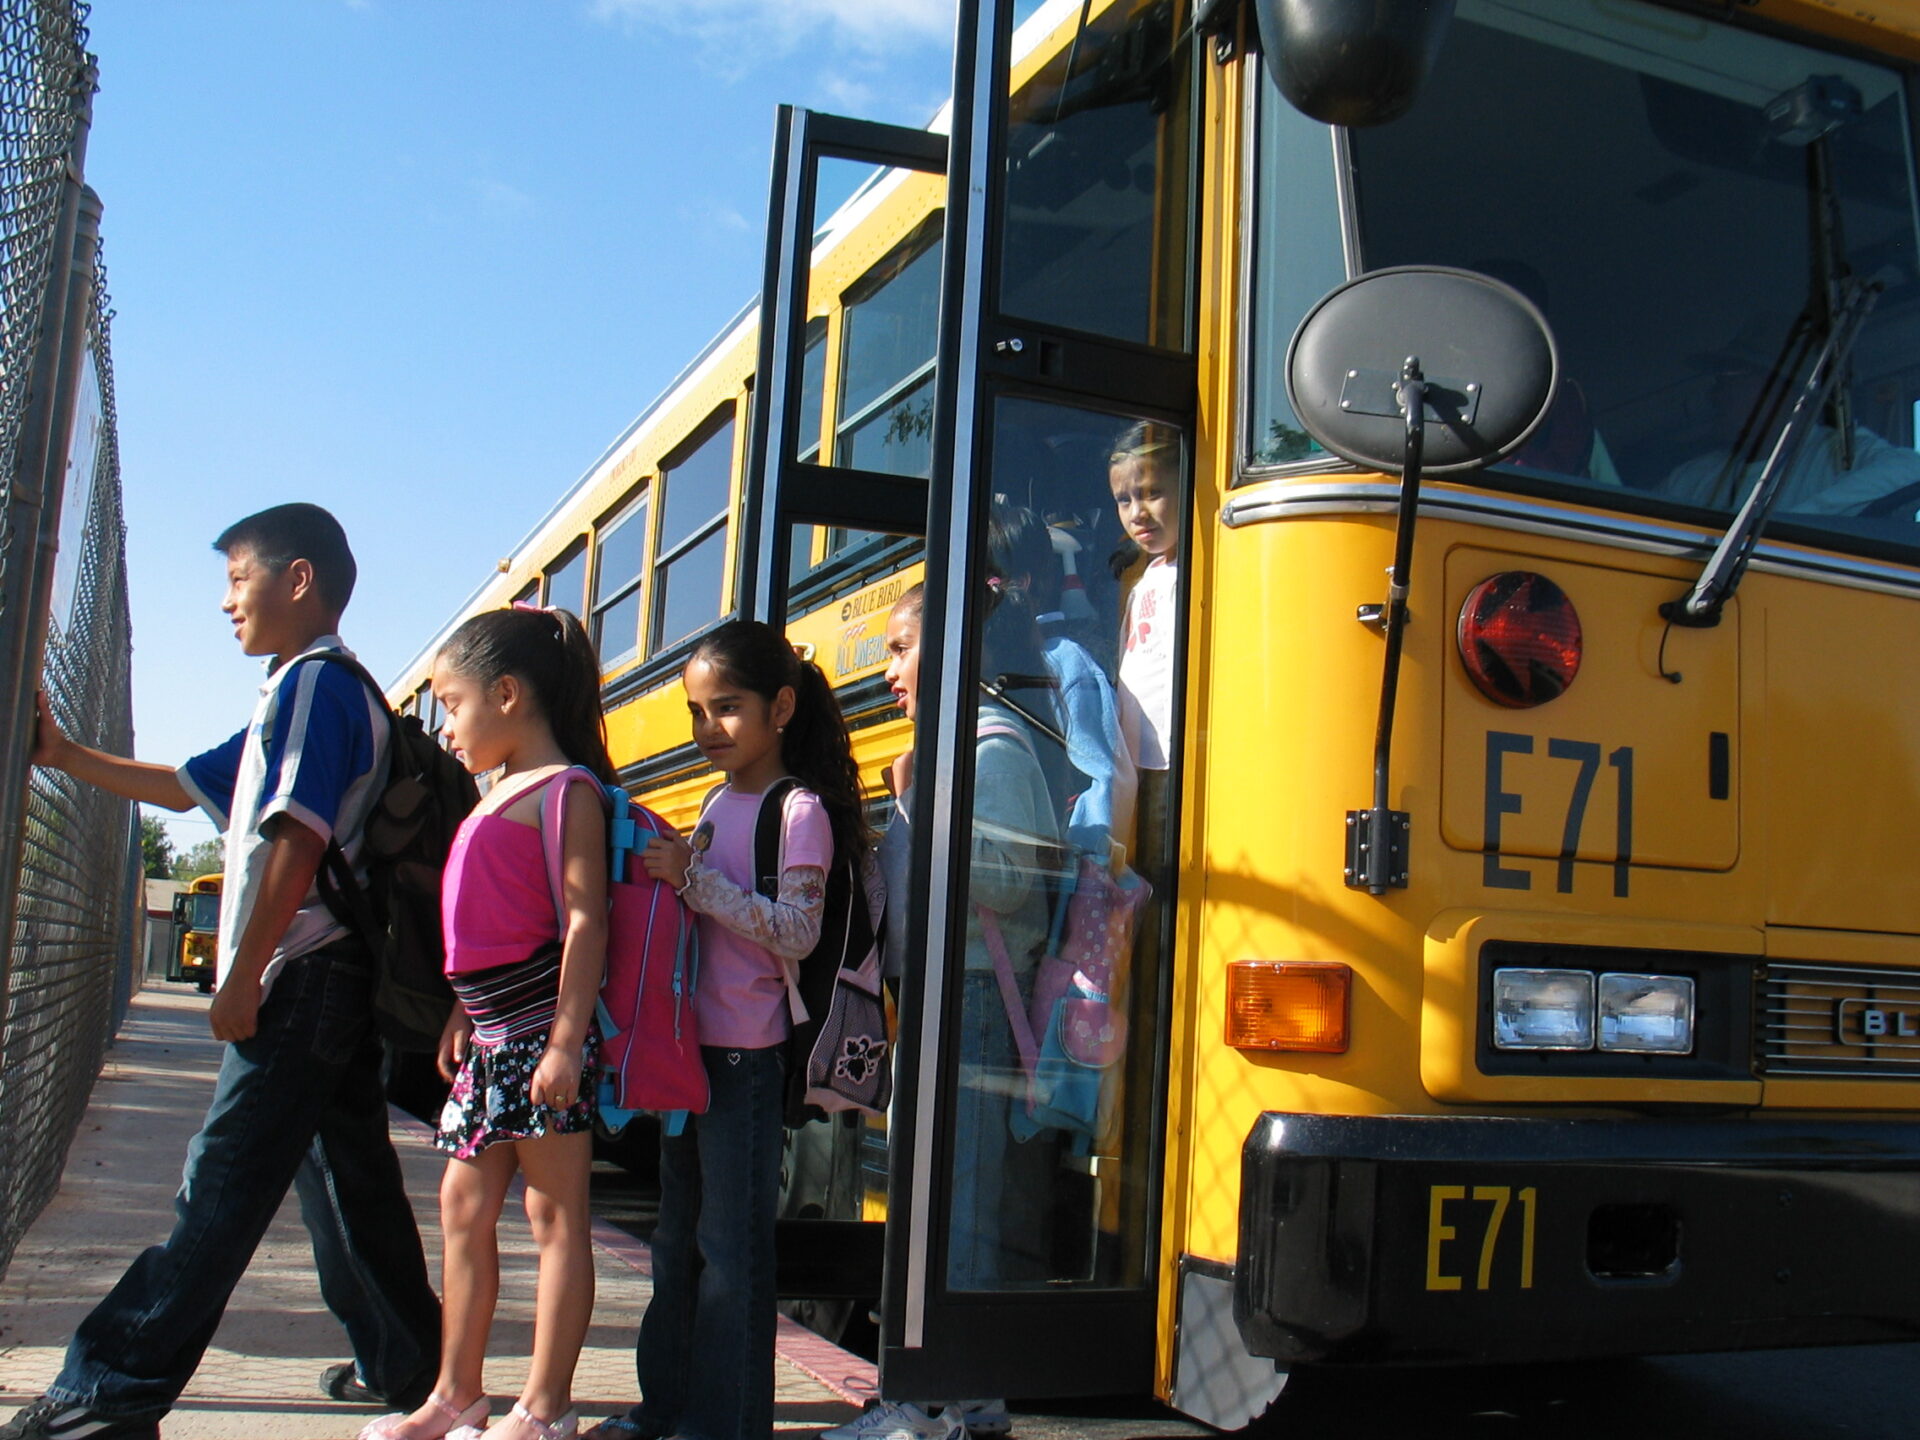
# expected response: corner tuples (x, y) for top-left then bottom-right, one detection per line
(391, 0), (1920, 1425)
(168, 872), (220, 994)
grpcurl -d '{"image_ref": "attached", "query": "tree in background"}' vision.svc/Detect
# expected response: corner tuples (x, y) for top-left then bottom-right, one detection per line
(170, 838), (223, 882)
(139, 813), (174, 879)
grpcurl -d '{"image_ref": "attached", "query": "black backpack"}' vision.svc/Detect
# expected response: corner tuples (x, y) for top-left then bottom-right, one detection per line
(308, 651), (479, 1053)
(736, 778), (871, 1128)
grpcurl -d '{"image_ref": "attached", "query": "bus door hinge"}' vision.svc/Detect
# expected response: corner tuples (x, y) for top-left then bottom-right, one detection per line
(1345, 806), (1409, 892)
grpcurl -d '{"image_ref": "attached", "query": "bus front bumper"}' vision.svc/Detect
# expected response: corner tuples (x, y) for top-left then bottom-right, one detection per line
(1235, 1112), (1920, 1365)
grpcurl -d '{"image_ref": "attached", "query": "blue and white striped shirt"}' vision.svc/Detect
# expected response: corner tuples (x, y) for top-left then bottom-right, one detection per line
(177, 635), (389, 999)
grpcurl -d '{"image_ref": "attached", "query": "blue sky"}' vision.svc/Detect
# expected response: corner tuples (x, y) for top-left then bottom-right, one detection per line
(82, 0), (957, 849)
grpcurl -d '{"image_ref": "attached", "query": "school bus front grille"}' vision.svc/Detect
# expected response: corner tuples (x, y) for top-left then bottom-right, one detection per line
(1757, 962), (1920, 1080)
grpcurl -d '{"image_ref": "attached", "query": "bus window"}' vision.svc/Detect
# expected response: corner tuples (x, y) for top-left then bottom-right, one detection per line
(1243, 93), (1348, 469)
(798, 316), (827, 463)
(940, 395), (1188, 1294)
(652, 411), (734, 652)
(593, 489), (650, 669)
(1303, 0), (1920, 546)
(544, 540), (588, 617)
(836, 215), (942, 479)
(790, 319), (831, 588)
(999, 0), (1196, 351)
(510, 580), (538, 608)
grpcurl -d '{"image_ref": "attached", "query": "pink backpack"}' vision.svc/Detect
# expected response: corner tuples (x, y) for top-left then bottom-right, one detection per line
(539, 767), (707, 1119)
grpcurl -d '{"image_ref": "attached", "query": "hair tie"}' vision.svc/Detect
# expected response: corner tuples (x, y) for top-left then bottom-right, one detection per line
(510, 600), (565, 637)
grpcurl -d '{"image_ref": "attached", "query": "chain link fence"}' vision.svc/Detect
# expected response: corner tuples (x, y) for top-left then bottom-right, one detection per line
(0, 0), (139, 1282)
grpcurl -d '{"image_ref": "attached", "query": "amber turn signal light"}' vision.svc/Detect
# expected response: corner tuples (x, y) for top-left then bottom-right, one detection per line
(1226, 961), (1352, 1053)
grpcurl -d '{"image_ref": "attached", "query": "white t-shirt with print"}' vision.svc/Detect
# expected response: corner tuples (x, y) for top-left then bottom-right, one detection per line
(1118, 557), (1177, 772)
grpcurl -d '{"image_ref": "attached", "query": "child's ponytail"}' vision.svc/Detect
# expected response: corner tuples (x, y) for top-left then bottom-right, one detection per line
(436, 605), (618, 785)
(688, 619), (869, 862)
(549, 608), (619, 785)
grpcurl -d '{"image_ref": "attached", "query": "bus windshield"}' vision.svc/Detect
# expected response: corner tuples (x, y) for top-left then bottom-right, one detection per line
(187, 892), (219, 932)
(1250, 0), (1920, 553)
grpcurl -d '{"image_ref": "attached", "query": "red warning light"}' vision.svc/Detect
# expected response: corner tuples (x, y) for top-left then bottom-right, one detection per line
(1457, 571), (1582, 707)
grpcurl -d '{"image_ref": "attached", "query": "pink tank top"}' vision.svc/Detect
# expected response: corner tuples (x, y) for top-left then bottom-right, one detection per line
(441, 804), (561, 976)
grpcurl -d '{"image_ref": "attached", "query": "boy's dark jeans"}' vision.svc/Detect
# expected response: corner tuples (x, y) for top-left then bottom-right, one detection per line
(47, 941), (440, 1418)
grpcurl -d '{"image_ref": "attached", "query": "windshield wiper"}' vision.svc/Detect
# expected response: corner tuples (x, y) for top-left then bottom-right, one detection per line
(1665, 78), (1876, 629)
(1662, 276), (1880, 629)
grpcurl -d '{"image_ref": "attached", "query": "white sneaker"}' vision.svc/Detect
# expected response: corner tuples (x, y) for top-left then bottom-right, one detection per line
(818, 1399), (965, 1440)
(958, 1399), (1011, 1438)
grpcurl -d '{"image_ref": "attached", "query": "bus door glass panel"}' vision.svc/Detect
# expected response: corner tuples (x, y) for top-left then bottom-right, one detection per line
(1332, 0), (1920, 550)
(795, 159), (937, 583)
(838, 214), (944, 480)
(791, 319), (831, 586)
(592, 492), (649, 669)
(653, 412), (736, 652)
(942, 395), (1187, 1296)
(544, 541), (588, 617)
(998, 0), (1195, 350)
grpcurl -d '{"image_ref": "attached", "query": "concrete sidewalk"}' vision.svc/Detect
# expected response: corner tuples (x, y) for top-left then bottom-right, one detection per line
(0, 982), (874, 1439)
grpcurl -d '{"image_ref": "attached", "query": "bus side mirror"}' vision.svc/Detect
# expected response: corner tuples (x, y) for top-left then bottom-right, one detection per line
(1252, 0), (1455, 127)
(172, 895), (189, 924)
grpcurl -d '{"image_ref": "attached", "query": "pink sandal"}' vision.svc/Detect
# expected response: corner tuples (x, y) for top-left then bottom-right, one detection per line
(358, 1393), (490, 1440)
(480, 1402), (580, 1440)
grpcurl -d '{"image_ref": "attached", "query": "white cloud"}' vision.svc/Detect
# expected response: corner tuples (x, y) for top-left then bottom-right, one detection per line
(589, 0), (953, 67)
(676, 197), (754, 235)
(473, 177), (536, 220)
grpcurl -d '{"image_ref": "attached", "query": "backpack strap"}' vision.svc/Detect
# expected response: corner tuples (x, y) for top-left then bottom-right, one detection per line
(302, 648), (405, 949)
(751, 777), (802, 899)
(536, 765), (613, 931)
(976, 904), (1039, 1084)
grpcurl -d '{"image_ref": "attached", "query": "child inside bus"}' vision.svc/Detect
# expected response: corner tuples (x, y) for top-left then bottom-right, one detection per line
(9, 504), (441, 1440)
(587, 621), (868, 1440)
(1110, 421), (1181, 877)
(992, 503), (1132, 865)
(822, 575), (1060, 1440)
(364, 605), (615, 1440)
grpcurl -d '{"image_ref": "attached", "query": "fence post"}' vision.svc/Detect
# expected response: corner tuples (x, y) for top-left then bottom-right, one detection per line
(0, 58), (95, 1000)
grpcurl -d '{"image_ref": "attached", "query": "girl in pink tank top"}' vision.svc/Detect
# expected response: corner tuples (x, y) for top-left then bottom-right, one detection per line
(364, 606), (614, 1440)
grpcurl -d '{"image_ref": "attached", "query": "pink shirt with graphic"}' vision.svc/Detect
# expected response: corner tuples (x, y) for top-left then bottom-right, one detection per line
(683, 784), (833, 1049)
(1118, 556), (1178, 771)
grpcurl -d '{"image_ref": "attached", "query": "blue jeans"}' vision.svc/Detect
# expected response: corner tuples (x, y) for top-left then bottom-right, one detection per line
(49, 942), (441, 1418)
(634, 1044), (784, 1440)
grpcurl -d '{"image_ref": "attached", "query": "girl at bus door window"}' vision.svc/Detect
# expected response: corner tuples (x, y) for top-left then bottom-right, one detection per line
(1110, 421), (1181, 882)
(366, 605), (615, 1440)
(587, 620), (869, 1440)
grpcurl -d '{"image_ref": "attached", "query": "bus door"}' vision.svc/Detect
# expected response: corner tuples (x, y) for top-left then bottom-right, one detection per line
(741, 104), (948, 1312)
(881, 0), (1199, 1401)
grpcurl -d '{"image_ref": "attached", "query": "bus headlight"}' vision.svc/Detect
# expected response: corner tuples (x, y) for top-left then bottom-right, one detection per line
(1492, 968), (1594, 1050)
(1597, 973), (1695, 1054)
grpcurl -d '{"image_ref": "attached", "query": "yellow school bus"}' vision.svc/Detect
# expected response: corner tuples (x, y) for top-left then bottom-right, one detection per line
(390, 0), (1920, 1425)
(167, 872), (220, 994)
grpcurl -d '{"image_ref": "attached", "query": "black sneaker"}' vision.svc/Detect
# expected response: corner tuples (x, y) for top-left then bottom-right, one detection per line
(0, 1397), (162, 1439)
(319, 1362), (435, 1412)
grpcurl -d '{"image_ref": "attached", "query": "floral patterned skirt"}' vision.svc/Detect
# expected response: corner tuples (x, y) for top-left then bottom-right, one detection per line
(435, 1026), (601, 1160)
